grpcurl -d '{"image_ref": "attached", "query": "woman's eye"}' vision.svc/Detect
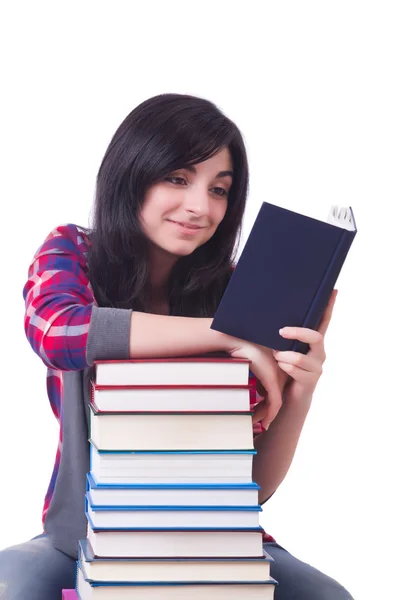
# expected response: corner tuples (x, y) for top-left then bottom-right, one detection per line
(212, 187), (228, 197)
(165, 176), (186, 185)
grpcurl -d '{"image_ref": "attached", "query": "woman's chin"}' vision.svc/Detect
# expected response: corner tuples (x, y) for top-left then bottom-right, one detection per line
(163, 240), (202, 258)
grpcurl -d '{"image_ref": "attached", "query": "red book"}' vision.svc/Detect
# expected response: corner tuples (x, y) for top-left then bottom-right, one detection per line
(62, 590), (78, 599)
(93, 357), (251, 387)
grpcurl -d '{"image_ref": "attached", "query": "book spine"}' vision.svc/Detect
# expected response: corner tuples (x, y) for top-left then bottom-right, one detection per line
(291, 228), (356, 354)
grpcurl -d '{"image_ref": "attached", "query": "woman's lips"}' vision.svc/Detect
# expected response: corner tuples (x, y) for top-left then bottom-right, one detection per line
(168, 220), (204, 234)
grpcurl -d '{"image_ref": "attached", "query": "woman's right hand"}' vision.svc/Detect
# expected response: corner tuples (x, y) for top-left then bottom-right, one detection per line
(226, 336), (287, 430)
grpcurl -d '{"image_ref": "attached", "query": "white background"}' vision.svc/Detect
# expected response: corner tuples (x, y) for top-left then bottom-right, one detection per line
(0, 2), (396, 599)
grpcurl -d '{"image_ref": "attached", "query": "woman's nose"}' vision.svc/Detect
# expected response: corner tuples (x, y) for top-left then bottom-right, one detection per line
(183, 187), (210, 215)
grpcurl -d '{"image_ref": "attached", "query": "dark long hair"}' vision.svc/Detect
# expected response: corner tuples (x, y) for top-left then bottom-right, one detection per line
(86, 93), (249, 317)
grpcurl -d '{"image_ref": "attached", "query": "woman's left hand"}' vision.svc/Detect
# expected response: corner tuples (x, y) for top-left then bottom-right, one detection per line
(272, 289), (338, 408)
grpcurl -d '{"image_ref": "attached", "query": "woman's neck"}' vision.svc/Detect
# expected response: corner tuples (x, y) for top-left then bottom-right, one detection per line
(147, 244), (177, 291)
(147, 247), (176, 315)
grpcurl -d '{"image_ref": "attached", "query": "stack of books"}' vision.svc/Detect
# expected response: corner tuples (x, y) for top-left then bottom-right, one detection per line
(72, 356), (277, 599)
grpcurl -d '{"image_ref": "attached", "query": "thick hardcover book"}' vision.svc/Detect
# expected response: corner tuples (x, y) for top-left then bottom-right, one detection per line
(76, 563), (277, 599)
(86, 515), (264, 558)
(88, 445), (256, 485)
(85, 493), (262, 529)
(89, 404), (254, 451)
(211, 202), (357, 353)
(86, 472), (259, 505)
(94, 357), (250, 386)
(91, 381), (251, 413)
(78, 538), (274, 583)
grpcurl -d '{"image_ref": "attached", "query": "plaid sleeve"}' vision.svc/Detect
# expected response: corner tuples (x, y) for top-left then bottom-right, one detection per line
(22, 224), (94, 371)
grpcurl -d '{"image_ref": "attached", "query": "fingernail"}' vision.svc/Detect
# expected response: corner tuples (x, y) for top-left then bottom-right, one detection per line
(264, 422), (270, 431)
(279, 328), (285, 335)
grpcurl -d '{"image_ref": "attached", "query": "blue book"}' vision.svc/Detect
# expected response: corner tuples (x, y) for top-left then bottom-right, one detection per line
(89, 443), (257, 485)
(86, 472), (260, 508)
(87, 471), (259, 490)
(212, 202), (357, 353)
(85, 496), (262, 530)
(85, 492), (262, 529)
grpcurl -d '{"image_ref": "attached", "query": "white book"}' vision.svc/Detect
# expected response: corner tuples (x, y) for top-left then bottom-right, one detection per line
(76, 565), (277, 599)
(89, 406), (254, 451)
(78, 538), (273, 583)
(86, 497), (262, 529)
(87, 522), (264, 558)
(91, 383), (251, 413)
(94, 357), (250, 387)
(87, 474), (259, 507)
(89, 446), (255, 485)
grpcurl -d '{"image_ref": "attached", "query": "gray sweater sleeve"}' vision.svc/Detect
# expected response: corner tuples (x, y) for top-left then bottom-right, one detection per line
(86, 306), (132, 365)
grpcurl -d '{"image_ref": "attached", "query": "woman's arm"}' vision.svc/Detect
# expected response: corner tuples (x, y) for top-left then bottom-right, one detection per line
(23, 224), (95, 370)
(128, 312), (231, 357)
(252, 291), (337, 504)
(253, 397), (311, 504)
(129, 313), (285, 427)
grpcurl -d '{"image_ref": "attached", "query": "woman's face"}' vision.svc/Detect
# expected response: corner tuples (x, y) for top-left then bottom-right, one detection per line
(140, 147), (233, 261)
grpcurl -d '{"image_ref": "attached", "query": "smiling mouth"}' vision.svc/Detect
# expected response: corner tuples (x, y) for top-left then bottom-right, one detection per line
(168, 220), (204, 230)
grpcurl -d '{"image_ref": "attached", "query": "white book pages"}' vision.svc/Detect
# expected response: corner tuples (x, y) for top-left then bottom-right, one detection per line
(89, 411), (254, 451)
(326, 205), (355, 230)
(87, 525), (264, 558)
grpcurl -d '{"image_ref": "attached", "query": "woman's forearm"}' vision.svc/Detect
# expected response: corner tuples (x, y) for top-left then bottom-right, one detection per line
(129, 312), (232, 358)
(253, 398), (312, 504)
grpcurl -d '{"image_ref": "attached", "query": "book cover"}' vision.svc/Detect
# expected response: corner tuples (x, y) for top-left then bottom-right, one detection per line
(211, 202), (357, 353)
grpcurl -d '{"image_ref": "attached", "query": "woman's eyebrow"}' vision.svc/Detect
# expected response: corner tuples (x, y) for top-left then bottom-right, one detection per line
(216, 170), (234, 179)
(184, 165), (233, 178)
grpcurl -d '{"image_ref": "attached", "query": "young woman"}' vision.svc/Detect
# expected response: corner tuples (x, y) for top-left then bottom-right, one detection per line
(0, 93), (353, 599)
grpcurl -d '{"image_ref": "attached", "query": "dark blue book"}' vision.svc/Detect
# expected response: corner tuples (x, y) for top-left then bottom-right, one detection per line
(212, 202), (357, 354)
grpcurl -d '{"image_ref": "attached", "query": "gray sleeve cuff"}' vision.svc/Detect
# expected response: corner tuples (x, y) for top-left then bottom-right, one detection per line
(86, 306), (132, 366)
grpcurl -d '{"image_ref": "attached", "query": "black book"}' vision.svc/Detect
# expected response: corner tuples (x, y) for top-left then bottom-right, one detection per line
(211, 202), (357, 354)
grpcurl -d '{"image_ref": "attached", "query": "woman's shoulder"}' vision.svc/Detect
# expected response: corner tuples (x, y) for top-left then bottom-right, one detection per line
(35, 223), (92, 256)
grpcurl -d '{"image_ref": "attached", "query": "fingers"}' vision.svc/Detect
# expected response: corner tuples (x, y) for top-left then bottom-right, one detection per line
(279, 327), (323, 345)
(277, 361), (321, 386)
(261, 379), (283, 430)
(252, 397), (269, 425)
(251, 376), (282, 430)
(272, 350), (322, 375)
